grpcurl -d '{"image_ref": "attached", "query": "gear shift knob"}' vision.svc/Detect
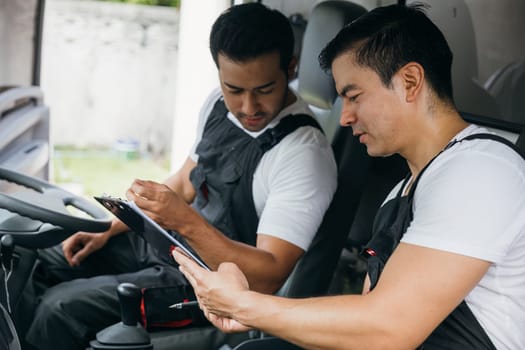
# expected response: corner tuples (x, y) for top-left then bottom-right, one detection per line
(117, 282), (142, 326)
(0, 235), (14, 269)
(89, 282), (152, 349)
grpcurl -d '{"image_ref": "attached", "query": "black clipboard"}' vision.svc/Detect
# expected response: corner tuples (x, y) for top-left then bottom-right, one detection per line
(94, 195), (210, 271)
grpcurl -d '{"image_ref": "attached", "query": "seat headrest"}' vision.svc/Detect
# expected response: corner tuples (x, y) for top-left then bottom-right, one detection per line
(485, 60), (525, 124)
(297, 1), (367, 110)
(409, 0), (500, 118)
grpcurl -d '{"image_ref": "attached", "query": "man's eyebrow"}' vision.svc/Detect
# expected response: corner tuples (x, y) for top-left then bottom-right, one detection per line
(223, 81), (276, 90)
(339, 84), (358, 97)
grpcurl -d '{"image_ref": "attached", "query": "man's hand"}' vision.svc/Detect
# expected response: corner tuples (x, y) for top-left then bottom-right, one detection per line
(62, 232), (108, 266)
(128, 178), (303, 294)
(126, 179), (196, 233)
(173, 249), (253, 333)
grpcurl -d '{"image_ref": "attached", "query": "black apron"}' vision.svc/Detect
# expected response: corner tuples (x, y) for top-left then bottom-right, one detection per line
(363, 133), (524, 349)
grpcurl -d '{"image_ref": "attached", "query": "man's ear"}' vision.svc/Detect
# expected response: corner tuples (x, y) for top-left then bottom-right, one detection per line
(287, 56), (298, 80)
(399, 62), (425, 103)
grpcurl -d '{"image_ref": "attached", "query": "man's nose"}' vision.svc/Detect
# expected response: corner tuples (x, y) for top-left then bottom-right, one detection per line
(340, 102), (356, 126)
(241, 93), (259, 115)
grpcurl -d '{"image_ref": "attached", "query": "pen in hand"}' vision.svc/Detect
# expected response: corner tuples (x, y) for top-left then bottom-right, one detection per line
(169, 300), (199, 309)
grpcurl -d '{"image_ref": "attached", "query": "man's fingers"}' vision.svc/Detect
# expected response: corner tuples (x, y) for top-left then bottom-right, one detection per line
(70, 245), (91, 266)
(127, 180), (149, 201)
(62, 238), (80, 266)
(173, 249), (202, 286)
(63, 244), (73, 261)
(64, 251), (75, 266)
(127, 179), (164, 201)
(172, 248), (192, 267)
(179, 265), (198, 287)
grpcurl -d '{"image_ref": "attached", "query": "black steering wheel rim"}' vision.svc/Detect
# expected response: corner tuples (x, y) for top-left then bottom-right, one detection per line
(0, 167), (111, 232)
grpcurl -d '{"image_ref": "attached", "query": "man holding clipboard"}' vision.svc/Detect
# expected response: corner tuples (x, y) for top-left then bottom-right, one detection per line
(25, 4), (337, 350)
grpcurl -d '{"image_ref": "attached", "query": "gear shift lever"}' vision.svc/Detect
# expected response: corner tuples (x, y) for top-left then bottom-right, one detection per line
(1, 235), (14, 271)
(118, 283), (142, 326)
(1, 235), (14, 314)
(88, 283), (152, 350)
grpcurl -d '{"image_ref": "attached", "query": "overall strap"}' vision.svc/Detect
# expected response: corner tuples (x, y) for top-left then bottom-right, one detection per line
(406, 132), (524, 221)
(455, 132), (525, 159)
(190, 99), (322, 245)
(231, 113), (322, 244)
(257, 114), (323, 152)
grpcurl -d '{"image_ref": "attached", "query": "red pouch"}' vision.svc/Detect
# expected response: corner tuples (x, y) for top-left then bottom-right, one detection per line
(140, 285), (209, 330)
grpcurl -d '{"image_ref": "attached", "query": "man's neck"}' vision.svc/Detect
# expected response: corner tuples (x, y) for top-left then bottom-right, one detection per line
(404, 107), (469, 180)
(283, 87), (297, 109)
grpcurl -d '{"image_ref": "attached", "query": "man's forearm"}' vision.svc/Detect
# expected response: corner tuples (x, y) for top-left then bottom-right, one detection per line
(233, 292), (399, 350)
(178, 213), (300, 294)
(179, 218), (277, 292)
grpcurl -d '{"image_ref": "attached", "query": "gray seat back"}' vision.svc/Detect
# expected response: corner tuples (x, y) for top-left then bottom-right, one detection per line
(407, 0), (500, 119)
(296, 1), (366, 112)
(484, 60), (525, 124)
(276, 1), (367, 298)
(296, 0), (368, 143)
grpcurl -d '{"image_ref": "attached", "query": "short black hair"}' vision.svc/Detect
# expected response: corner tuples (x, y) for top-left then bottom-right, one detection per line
(209, 3), (294, 72)
(319, 3), (454, 103)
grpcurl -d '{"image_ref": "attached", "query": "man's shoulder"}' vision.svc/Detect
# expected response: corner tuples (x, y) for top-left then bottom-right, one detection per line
(284, 90), (317, 119)
(442, 127), (524, 170)
(419, 131), (525, 200)
(265, 115), (329, 162)
(275, 93), (326, 140)
(265, 119), (334, 168)
(201, 87), (224, 114)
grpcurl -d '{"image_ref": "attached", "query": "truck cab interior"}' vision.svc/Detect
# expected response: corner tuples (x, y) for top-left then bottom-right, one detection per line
(1, 0), (524, 349)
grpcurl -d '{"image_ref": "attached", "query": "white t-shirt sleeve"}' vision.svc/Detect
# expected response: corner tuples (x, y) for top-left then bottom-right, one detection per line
(402, 145), (525, 263)
(189, 87), (222, 162)
(254, 127), (338, 251)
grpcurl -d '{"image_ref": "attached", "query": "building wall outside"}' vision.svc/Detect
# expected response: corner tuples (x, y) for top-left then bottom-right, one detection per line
(41, 0), (179, 157)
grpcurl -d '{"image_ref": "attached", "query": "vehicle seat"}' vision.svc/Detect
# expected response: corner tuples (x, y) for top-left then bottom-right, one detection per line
(276, 0), (367, 299)
(296, 0), (367, 143)
(484, 60), (525, 124)
(288, 12), (307, 80)
(407, 0), (500, 119)
(296, 1), (407, 266)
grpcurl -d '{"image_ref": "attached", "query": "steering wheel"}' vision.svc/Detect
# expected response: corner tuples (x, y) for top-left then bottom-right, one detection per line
(0, 167), (111, 248)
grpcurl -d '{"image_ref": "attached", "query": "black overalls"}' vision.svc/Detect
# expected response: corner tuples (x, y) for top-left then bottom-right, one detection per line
(363, 133), (524, 349)
(189, 98), (322, 244)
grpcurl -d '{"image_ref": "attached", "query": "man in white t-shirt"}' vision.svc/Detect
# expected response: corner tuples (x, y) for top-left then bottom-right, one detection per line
(25, 4), (337, 349)
(174, 4), (525, 350)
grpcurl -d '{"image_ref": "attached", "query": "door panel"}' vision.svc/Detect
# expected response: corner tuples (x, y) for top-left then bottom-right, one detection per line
(0, 86), (50, 191)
